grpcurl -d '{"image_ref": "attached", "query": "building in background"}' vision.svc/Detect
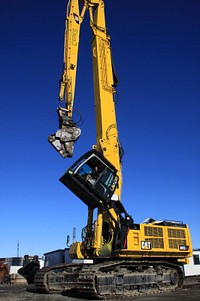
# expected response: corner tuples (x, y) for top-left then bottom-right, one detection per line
(44, 248), (71, 267)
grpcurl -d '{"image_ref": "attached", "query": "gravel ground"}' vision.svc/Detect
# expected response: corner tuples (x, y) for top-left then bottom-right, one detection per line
(0, 283), (200, 301)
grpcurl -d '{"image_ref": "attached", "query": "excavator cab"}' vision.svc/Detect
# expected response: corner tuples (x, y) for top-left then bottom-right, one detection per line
(59, 149), (119, 208)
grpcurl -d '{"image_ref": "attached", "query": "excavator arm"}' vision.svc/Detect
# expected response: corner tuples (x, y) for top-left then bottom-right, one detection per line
(89, 0), (122, 197)
(49, 0), (122, 201)
(48, 0), (86, 158)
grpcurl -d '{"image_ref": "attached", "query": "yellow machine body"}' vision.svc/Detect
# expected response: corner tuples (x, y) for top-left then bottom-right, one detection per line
(42, 0), (193, 297)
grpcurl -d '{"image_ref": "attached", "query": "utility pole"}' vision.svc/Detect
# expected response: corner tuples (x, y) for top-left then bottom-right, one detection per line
(73, 227), (76, 243)
(17, 240), (19, 257)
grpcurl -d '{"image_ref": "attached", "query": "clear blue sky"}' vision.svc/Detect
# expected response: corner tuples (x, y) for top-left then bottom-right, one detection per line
(0, 0), (199, 258)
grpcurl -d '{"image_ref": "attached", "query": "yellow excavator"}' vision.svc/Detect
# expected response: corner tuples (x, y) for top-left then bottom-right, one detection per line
(35, 0), (192, 297)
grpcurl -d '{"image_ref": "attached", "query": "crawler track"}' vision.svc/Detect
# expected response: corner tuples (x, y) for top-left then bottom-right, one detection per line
(34, 260), (184, 298)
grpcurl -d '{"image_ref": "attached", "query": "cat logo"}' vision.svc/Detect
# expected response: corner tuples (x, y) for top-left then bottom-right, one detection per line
(141, 241), (151, 250)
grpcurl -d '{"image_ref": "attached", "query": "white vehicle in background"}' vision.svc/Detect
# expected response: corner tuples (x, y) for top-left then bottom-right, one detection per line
(184, 249), (200, 277)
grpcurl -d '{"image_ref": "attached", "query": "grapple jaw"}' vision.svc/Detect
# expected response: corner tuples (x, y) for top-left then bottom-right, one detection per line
(48, 126), (81, 158)
(48, 107), (81, 158)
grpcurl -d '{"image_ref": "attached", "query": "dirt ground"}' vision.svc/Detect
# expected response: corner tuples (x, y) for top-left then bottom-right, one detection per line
(0, 283), (200, 301)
